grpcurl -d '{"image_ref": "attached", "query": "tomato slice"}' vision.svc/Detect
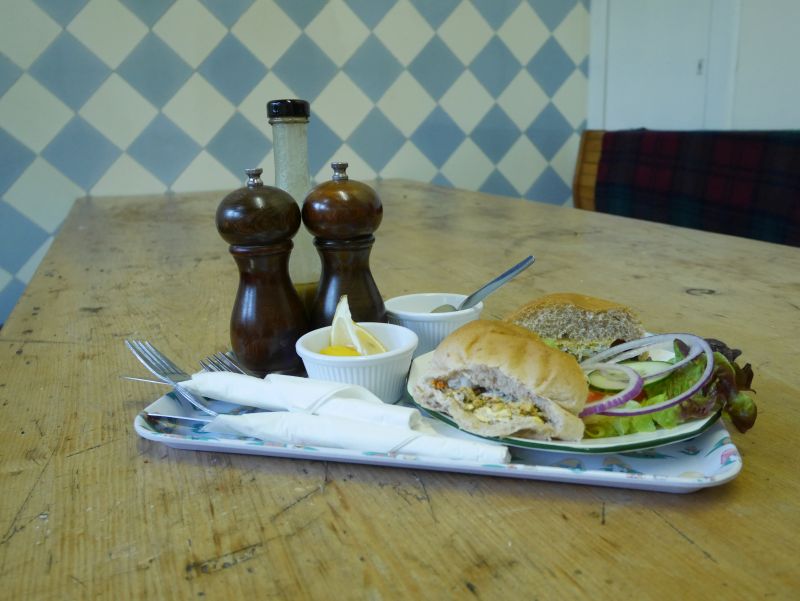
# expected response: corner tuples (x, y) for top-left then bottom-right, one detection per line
(587, 390), (607, 403)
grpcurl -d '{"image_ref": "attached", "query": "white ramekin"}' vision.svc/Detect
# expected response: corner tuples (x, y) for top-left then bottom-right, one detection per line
(295, 322), (418, 403)
(384, 293), (483, 357)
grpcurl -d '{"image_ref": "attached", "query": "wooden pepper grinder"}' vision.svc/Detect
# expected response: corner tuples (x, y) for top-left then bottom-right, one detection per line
(302, 162), (387, 329)
(216, 168), (308, 376)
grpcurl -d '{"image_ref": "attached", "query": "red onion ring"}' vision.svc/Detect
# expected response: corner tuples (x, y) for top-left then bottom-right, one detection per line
(579, 363), (644, 417)
(581, 333), (705, 382)
(597, 335), (715, 417)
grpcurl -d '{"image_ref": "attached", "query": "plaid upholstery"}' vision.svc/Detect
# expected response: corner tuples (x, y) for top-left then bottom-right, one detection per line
(595, 130), (800, 246)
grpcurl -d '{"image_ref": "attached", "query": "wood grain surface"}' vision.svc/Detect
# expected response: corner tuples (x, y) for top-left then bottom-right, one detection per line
(1, 180), (798, 600)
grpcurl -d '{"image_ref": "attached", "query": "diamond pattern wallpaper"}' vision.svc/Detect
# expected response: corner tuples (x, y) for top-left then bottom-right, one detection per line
(0, 0), (590, 325)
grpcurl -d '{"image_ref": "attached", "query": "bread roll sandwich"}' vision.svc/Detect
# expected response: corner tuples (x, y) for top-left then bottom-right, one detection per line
(412, 320), (587, 441)
(505, 293), (645, 361)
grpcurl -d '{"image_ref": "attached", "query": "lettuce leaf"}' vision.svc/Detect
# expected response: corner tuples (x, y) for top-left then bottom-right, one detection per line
(582, 395), (681, 439)
(675, 340), (757, 432)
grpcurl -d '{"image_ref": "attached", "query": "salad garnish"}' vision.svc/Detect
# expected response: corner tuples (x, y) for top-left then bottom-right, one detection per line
(580, 335), (756, 438)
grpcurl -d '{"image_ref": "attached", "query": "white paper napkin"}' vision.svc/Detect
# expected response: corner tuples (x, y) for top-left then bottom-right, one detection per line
(182, 372), (420, 429)
(203, 412), (510, 464)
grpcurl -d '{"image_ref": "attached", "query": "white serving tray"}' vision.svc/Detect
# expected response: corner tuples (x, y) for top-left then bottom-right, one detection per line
(134, 398), (742, 494)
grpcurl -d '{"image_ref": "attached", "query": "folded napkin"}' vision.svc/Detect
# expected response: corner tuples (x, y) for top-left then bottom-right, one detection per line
(182, 372), (420, 429)
(203, 412), (510, 464)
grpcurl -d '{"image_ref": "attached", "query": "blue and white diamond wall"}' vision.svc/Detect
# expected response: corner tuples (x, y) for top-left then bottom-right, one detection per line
(0, 0), (590, 325)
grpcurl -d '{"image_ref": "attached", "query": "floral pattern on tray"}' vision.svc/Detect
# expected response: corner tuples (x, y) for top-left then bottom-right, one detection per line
(134, 402), (742, 494)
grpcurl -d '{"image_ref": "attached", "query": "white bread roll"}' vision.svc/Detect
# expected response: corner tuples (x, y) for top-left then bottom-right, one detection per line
(412, 320), (587, 441)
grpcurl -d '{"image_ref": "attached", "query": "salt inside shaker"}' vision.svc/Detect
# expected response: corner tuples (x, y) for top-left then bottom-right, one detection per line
(268, 99), (320, 313)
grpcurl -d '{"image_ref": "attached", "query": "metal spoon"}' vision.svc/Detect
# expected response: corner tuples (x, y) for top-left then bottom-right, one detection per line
(431, 255), (535, 313)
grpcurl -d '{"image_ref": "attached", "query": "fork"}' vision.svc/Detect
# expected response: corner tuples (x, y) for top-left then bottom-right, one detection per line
(199, 351), (247, 374)
(125, 339), (218, 417)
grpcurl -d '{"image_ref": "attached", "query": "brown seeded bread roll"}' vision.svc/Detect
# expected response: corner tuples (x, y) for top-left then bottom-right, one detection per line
(505, 293), (646, 360)
(412, 320), (587, 441)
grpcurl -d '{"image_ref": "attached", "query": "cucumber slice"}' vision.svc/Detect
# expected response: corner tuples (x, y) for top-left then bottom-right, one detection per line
(587, 361), (673, 391)
(624, 360), (673, 383)
(587, 366), (632, 391)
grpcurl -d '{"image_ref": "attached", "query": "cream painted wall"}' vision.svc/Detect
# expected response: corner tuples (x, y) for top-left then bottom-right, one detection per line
(589, 0), (800, 131)
(732, 0), (800, 129)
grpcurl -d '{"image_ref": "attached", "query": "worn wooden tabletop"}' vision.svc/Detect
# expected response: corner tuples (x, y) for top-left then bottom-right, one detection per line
(1, 180), (798, 600)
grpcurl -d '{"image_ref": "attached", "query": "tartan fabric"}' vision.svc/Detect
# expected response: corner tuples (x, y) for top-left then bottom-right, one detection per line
(595, 130), (800, 246)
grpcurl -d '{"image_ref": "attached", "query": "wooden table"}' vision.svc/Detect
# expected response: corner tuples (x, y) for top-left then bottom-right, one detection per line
(1, 181), (798, 600)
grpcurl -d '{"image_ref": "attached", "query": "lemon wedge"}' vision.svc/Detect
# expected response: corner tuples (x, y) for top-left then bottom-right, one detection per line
(330, 295), (387, 356)
(351, 326), (387, 355)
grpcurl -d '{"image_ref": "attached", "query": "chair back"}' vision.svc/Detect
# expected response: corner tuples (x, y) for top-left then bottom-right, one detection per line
(573, 129), (800, 247)
(572, 130), (605, 211)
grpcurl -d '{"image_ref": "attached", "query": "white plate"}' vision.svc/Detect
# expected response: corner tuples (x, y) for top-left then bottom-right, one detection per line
(406, 352), (722, 454)
(134, 403), (741, 494)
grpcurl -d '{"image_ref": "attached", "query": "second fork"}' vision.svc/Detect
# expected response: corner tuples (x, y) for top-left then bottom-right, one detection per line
(125, 340), (218, 416)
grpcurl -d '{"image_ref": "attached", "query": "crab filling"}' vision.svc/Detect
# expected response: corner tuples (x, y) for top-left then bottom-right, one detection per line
(432, 377), (545, 425)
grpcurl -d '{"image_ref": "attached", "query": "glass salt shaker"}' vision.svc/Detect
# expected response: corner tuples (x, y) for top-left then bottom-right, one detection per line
(267, 99), (320, 314)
